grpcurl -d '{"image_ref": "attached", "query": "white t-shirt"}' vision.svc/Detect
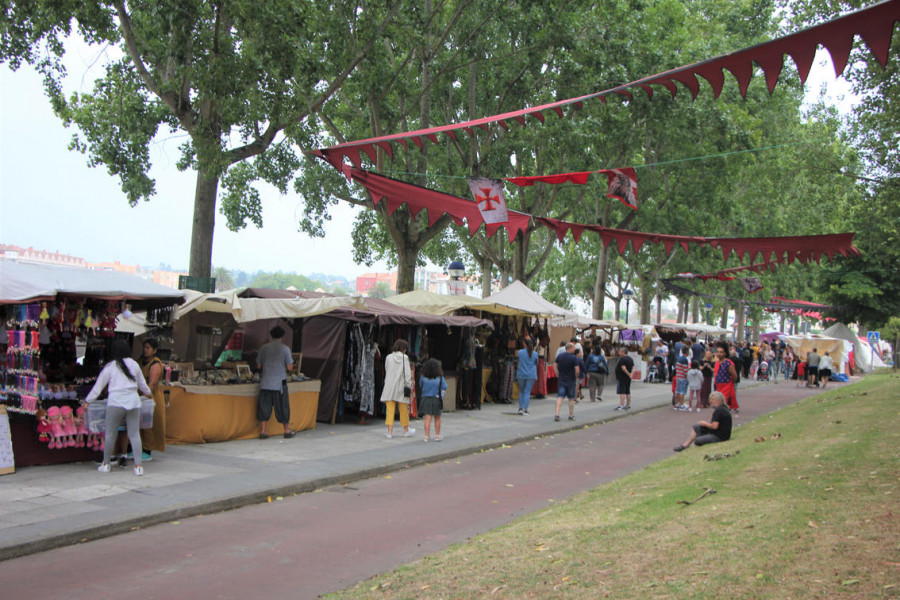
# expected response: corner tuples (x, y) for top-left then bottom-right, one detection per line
(818, 355), (834, 371)
(85, 358), (152, 410)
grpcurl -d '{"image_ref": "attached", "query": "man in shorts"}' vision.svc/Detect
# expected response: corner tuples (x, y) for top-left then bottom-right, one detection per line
(806, 348), (820, 387)
(672, 391), (733, 452)
(256, 325), (295, 439)
(615, 347), (635, 411)
(818, 351), (834, 389)
(555, 342), (580, 421)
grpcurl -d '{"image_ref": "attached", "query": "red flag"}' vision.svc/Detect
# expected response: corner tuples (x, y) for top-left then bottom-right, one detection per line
(605, 168), (638, 210)
(467, 178), (509, 225)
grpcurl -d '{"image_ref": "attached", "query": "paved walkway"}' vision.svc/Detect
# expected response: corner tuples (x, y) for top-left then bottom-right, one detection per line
(0, 375), (806, 561)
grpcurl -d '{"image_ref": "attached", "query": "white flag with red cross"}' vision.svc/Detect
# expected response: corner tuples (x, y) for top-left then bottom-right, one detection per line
(467, 178), (509, 225)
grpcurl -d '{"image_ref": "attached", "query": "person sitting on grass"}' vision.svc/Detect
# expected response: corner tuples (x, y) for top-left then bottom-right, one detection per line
(672, 391), (733, 452)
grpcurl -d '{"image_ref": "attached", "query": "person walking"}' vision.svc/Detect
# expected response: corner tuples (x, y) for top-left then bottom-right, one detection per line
(806, 348), (821, 387)
(381, 339), (416, 438)
(418, 358), (446, 441)
(256, 325), (295, 440)
(699, 350), (715, 409)
(574, 348), (587, 402)
(615, 347), (635, 411)
(686, 360), (703, 412)
(585, 345), (609, 402)
(554, 342), (579, 421)
(516, 340), (539, 415)
(673, 346), (690, 411)
(714, 342), (740, 412)
(818, 351), (834, 389)
(85, 339), (153, 476)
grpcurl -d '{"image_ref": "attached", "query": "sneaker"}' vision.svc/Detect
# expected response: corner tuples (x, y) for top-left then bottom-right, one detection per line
(385, 433), (393, 439)
(517, 408), (523, 415)
(117, 455), (127, 467)
(134, 465), (143, 476)
(141, 452), (153, 462)
(624, 405), (631, 410)
(404, 428), (416, 437)
(423, 437), (429, 442)
(673, 445), (686, 452)
(522, 410), (530, 416)
(97, 463), (110, 473)
(615, 406), (624, 411)
(434, 435), (443, 441)
(568, 416), (575, 421)
(283, 431), (296, 439)
(554, 415), (560, 422)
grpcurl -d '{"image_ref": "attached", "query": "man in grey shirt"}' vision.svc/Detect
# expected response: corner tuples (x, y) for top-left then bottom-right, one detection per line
(256, 325), (294, 439)
(806, 348), (820, 388)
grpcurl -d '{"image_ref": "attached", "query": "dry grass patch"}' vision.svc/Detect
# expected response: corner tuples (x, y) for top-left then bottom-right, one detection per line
(326, 372), (900, 599)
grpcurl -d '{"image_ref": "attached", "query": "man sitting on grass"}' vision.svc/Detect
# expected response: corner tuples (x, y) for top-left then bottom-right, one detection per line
(672, 391), (732, 452)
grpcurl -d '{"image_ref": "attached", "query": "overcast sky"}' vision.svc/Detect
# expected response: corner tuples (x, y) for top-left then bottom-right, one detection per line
(0, 38), (852, 279)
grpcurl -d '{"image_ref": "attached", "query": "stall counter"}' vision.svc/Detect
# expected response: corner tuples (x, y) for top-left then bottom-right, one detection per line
(164, 380), (320, 444)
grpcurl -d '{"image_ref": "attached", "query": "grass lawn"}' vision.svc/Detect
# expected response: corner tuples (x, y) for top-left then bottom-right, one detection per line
(326, 371), (900, 599)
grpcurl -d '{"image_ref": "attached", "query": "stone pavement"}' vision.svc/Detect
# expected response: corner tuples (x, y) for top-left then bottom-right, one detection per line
(0, 377), (780, 561)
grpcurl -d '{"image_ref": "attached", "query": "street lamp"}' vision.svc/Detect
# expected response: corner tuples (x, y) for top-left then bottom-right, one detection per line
(447, 260), (466, 296)
(623, 289), (634, 325)
(704, 302), (713, 326)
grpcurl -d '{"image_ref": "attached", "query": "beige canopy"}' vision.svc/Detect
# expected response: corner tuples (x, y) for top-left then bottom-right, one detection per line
(387, 289), (524, 317)
(177, 290), (367, 323)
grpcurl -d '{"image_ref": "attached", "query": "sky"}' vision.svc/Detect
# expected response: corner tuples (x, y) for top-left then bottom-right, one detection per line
(0, 35), (853, 281)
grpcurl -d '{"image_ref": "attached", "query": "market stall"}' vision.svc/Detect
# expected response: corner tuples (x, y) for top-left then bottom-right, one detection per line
(157, 291), (367, 441)
(0, 260), (184, 467)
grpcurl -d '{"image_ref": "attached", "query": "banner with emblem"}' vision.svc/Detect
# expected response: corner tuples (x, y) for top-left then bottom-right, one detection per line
(467, 177), (509, 225)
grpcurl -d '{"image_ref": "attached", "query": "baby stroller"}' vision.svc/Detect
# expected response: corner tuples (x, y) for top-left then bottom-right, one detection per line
(757, 360), (770, 381)
(644, 357), (666, 383)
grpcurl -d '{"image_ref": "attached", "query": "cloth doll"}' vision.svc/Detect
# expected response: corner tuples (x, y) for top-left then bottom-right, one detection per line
(60, 405), (77, 447)
(36, 408), (51, 443)
(47, 406), (63, 449)
(74, 406), (88, 448)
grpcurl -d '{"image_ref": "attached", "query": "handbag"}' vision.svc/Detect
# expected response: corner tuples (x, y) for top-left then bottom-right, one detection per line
(402, 356), (411, 398)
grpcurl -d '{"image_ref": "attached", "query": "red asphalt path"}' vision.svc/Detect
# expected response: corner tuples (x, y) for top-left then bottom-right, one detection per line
(0, 382), (824, 599)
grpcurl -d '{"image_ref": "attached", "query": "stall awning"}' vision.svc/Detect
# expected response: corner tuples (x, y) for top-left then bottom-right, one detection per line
(0, 260), (185, 306)
(177, 290), (370, 323)
(487, 281), (601, 327)
(387, 289), (525, 317)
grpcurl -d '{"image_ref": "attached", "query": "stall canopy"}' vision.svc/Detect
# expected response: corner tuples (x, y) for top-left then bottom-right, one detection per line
(657, 322), (731, 336)
(487, 281), (599, 327)
(178, 289), (368, 322)
(779, 334), (845, 367)
(237, 288), (495, 328)
(823, 322), (882, 373)
(387, 289), (524, 317)
(0, 260), (185, 306)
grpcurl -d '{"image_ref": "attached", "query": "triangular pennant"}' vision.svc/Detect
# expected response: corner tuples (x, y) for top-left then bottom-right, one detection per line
(695, 65), (725, 98)
(616, 236), (630, 254)
(723, 58), (753, 98)
(753, 53), (785, 94)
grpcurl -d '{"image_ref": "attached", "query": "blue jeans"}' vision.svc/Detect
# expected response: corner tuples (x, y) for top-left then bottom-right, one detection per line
(518, 378), (535, 411)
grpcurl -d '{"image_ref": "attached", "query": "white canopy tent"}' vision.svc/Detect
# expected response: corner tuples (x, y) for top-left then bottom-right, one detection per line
(779, 334), (846, 367)
(0, 260), (185, 305)
(487, 281), (602, 328)
(386, 288), (524, 317)
(176, 290), (367, 323)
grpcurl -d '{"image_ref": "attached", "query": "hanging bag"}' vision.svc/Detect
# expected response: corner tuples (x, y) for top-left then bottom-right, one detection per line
(402, 355), (412, 398)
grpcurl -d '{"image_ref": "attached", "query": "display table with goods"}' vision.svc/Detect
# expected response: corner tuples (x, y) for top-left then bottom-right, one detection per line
(163, 377), (320, 444)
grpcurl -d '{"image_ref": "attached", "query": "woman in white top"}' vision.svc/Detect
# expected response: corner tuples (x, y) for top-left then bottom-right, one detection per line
(85, 339), (153, 475)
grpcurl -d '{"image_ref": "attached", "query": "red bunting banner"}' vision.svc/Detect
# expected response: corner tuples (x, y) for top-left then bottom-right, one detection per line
(673, 261), (778, 281)
(505, 167), (638, 210)
(314, 0), (900, 169)
(341, 166), (860, 264)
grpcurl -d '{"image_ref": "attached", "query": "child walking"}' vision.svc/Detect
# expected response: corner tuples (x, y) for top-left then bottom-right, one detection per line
(686, 360), (704, 412)
(419, 358), (447, 442)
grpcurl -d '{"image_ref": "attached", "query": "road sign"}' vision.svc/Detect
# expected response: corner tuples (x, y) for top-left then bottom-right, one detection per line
(867, 331), (880, 343)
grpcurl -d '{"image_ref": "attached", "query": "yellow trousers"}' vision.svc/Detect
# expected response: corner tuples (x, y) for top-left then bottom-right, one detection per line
(384, 401), (409, 429)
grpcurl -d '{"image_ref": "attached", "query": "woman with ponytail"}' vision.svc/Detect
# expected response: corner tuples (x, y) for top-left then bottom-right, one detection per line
(84, 339), (153, 475)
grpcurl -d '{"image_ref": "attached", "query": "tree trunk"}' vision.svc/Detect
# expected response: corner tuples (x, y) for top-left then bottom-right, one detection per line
(395, 242), (417, 293)
(779, 313), (786, 333)
(655, 289), (662, 324)
(480, 256), (492, 298)
(592, 245), (611, 320)
(512, 231), (527, 283)
(720, 300), (729, 330)
(189, 169), (219, 278)
(736, 301), (746, 342)
(691, 296), (700, 324)
(499, 267), (509, 288)
(640, 290), (651, 325)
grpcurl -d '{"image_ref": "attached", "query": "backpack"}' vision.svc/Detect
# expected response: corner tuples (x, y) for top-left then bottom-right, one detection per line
(587, 353), (608, 375)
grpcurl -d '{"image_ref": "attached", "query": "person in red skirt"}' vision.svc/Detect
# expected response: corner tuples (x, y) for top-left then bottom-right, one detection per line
(713, 342), (739, 413)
